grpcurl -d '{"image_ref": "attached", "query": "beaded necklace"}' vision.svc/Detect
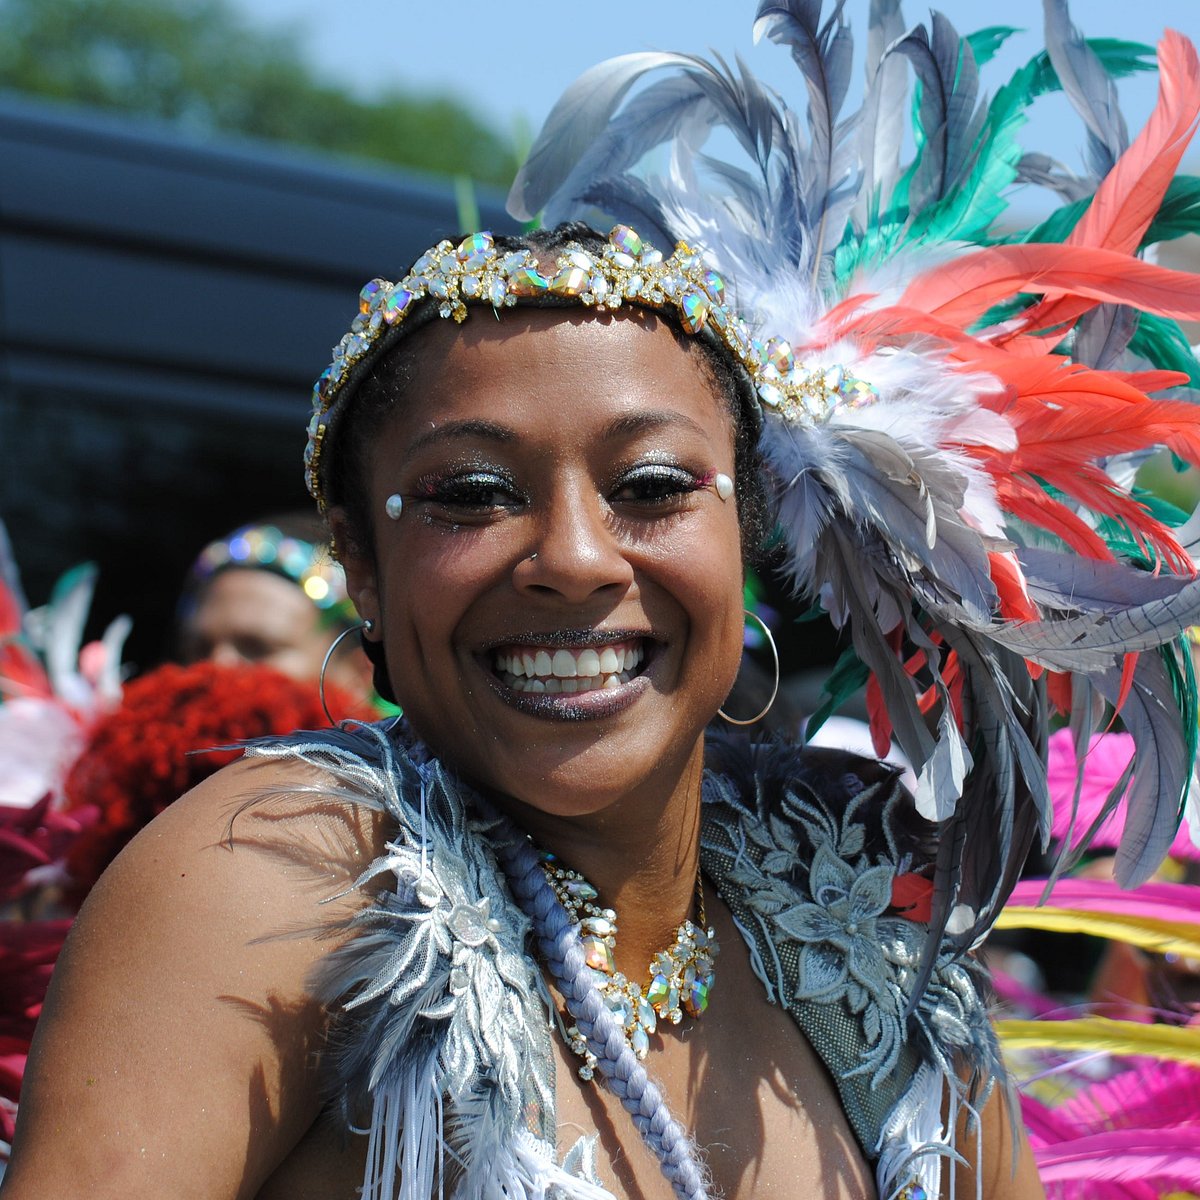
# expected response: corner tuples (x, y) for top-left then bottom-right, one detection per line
(540, 854), (719, 1080)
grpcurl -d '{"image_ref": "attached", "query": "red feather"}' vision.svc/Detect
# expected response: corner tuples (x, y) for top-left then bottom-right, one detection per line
(1068, 32), (1200, 255)
(1018, 30), (1200, 338)
(989, 552), (1040, 623)
(993, 475), (1116, 561)
(899, 244), (1200, 332)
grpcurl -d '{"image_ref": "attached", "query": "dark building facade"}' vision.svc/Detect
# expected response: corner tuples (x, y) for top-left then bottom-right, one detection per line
(0, 95), (514, 667)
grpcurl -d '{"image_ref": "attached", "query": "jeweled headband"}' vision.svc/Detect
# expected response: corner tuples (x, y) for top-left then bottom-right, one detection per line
(303, 224), (876, 510)
(181, 523), (349, 614)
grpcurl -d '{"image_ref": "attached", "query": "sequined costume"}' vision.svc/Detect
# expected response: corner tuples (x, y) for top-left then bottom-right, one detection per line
(246, 723), (998, 1200)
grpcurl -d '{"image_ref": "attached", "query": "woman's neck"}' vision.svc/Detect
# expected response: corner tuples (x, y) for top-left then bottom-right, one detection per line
(490, 737), (707, 977)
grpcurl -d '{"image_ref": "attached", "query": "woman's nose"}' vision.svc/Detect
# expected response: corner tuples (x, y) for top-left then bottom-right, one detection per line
(512, 488), (634, 604)
(209, 641), (245, 667)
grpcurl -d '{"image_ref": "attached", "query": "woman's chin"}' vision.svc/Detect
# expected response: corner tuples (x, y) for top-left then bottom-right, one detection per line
(469, 733), (701, 826)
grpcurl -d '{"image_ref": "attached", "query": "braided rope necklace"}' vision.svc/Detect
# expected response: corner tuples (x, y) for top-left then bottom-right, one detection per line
(540, 854), (719, 1080)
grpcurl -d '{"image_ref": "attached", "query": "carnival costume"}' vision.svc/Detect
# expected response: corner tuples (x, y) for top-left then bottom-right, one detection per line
(289, 0), (1200, 1197)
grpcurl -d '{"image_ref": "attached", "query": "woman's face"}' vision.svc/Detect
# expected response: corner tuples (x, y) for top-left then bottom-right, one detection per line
(339, 308), (746, 816)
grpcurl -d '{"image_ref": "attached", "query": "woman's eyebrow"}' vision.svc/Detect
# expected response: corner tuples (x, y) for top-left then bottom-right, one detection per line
(406, 419), (517, 456)
(602, 410), (711, 442)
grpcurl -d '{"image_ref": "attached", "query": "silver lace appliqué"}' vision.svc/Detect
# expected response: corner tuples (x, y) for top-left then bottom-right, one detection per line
(705, 766), (991, 1089)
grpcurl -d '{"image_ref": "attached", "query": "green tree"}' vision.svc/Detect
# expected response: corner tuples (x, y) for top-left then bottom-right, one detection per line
(0, 0), (517, 186)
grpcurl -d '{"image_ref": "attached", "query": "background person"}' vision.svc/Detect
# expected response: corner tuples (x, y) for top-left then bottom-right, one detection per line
(175, 514), (376, 712)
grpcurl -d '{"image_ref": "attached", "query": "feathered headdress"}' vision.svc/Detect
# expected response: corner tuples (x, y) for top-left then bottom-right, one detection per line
(508, 0), (1200, 954)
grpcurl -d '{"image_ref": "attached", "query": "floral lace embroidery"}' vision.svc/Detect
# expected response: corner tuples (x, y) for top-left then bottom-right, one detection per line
(703, 756), (995, 1089)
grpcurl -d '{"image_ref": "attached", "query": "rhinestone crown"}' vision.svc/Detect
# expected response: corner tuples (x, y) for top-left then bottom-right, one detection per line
(305, 225), (877, 509)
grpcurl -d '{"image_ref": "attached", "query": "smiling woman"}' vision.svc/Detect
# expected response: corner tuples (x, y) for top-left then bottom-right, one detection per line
(6, 2), (1200, 1199)
(337, 300), (747, 817)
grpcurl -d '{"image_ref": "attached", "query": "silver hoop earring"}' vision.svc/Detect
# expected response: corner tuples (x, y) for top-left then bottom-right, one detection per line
(320, 620), (370, 726)
(718, 610), (780, 727)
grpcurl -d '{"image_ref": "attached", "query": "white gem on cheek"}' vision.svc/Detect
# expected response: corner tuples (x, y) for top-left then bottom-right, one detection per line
(385, 493), (404, 520)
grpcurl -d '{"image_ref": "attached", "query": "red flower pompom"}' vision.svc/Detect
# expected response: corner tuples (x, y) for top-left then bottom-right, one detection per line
(62, 661), (372, 897)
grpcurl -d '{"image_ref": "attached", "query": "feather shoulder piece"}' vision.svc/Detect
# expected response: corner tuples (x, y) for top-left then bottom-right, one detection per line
(242, 723), (612, 1200)
(508, 0), (1200, 949)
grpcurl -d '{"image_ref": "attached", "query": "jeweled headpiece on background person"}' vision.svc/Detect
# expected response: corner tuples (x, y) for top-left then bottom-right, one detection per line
(178, 521), (350, 623)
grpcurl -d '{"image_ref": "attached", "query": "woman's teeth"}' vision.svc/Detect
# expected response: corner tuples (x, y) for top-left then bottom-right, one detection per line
(493, 641), (645, 694)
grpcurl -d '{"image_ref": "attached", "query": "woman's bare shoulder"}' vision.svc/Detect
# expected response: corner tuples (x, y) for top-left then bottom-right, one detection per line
(122, 749), (385, 896)
(3, 751), (387, 1200)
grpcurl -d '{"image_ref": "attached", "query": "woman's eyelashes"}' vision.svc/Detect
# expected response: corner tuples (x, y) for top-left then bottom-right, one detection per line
(414, 468), (526, 519)
(404, 460), (710, 524)
(609, 462), (711, 509)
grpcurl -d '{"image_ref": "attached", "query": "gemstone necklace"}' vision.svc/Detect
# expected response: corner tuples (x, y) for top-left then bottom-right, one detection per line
(540, 853), (719, 1081)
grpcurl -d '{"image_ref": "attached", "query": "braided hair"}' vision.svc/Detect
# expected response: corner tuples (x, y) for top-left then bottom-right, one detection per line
(490, 821), (712, 1200)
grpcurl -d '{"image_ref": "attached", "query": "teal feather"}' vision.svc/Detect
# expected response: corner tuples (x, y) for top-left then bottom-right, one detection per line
(997, 177), (1200, 258)
(805, 646), (869, 739)
(1129, 313), (1200, 390)
(965, 26), (1023, 69)
(1132, 489), (1191, 529)
(838, 27), (1147, 274)
(900, 57), (1034, 246)
(1024, 38), (1157, 104)
(1005, 195), (1090, 245)
(1143, 175), (1200, 245)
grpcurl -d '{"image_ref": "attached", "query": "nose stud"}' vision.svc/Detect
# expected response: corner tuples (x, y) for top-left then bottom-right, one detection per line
(713, 473), (734, 502)
(385, 494), (404, 520)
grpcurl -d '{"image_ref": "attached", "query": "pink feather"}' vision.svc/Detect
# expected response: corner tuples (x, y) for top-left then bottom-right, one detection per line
(1057, 1061), (1200, 1134)
(1007, 878), (1200, 924)
(1035, 1127), (1200, 1187)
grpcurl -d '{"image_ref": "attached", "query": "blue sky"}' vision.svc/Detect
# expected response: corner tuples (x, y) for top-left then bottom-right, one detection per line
(234, 0), (1197, 152)
(232, 0), (1198, 220)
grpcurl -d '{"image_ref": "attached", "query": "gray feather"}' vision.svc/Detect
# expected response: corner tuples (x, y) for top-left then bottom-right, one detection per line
(1016, 546), (1187, 614)
(890, 12), (984, 212)
(541, 71), (723, 230)
(814, 523), (937, 768)
(1014, 151), (1094, 201)
(835, 430), (998, 620)
(754, 0), (856, 262)
(508, 51), (699, 221)
(1095, 653), (1190, 886)
(856, 0), (909, 225)
(991, 573), (1200, 669)
(1043, 0), (1128, 179)
(1073, 303), (1139, 371)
